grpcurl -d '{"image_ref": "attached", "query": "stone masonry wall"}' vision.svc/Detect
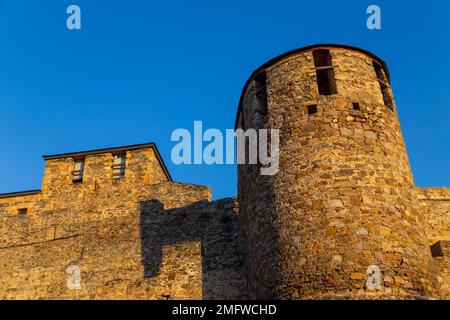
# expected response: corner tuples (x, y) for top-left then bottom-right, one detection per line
(1, 46), (449, 300)
(416, 188), (450, 299)
(140, 196), (246, 299)
(416, 188), (450, 244)
(238, 47), (439, 299)
(0, 146), (246, 299)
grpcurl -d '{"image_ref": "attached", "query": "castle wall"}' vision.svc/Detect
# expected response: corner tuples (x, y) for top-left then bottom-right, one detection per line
(238, 47), (438, 299)
(140, 197), (246, 299)
(416, 188), (450, 299)
(1, 45), (448, 300)
(0, 181), (246, 299)
(0, 145), (246, 299)
(416, 188), (450, 244)
(0, 179), (212, 299)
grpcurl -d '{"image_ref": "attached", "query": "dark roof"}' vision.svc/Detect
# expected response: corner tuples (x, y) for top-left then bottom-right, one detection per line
(43, 142), (173, 181)
(235, 43), (390, 129)
(0, 190), (41, 199)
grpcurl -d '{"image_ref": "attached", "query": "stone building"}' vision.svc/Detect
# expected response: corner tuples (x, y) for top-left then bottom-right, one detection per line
(0, 143), (245, 299)
(236, 44), (449, 299)
(0, 44), (448, 299)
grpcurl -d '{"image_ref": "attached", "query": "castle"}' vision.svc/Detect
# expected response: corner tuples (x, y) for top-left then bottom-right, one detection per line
(0, 44), (448, 300)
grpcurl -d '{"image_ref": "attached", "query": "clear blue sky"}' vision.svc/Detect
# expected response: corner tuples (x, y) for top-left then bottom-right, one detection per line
(0, 0), (449, 199)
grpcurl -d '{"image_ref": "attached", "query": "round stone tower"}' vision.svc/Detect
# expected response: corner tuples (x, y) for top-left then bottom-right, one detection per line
(236, 44), (437, 299)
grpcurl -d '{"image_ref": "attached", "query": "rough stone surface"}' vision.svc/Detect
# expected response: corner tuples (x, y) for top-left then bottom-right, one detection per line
(0, 45), (449, 300)
(0, 145), (246, 299)
(237, 46), (449, 299)
(416, 188), (450, 298)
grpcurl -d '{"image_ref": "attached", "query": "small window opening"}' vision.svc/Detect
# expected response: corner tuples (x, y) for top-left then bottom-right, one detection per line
(313, 50), (337, 95)
(307, 105), (318, 115)
(254, 71), (268, 116)
(112, 153), (126, 179)
(373, 61), (393, 110)
(72, 158), (85, 183)
(313, 49), (333, 67)
(353, 102), (361, 110)
(18, 208), (28, 216)
(316, 69), (337, 95)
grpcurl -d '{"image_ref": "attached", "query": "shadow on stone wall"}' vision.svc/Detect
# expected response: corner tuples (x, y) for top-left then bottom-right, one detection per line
(139, 198), (246, 299)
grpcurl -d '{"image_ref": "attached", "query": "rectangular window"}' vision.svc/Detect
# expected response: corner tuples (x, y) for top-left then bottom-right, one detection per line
(72, 158), (85, 183)
(313, 49), (333, 67)
(313, 49), (337, 95)
(112, 153), (126, 179)
(18, 208), (28, 216)
(373, 62), (393, 110)
(254, 71), (268, 116)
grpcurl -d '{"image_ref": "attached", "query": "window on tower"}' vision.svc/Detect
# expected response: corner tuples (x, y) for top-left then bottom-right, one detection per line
(373, 61), (393, 110)
(313, 49), (337, 95)
(254, 71), (268, 116)
(307, 104), (318, 115)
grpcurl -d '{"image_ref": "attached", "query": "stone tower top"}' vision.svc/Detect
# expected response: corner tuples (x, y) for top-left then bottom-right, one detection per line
(235, 44), (390, 129)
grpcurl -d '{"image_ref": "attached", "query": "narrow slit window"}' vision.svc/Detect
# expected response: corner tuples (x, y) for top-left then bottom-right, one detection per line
(72, 158), (85, 183)
(313, 49), (337, 95)
(307, 104), (318, 115)
(353, 102), (361, 110)
(18, 208), (28, 216)
(373, 62), (393, 110)
(254, 71), (268, 116)
(112, 153), (126, 179)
